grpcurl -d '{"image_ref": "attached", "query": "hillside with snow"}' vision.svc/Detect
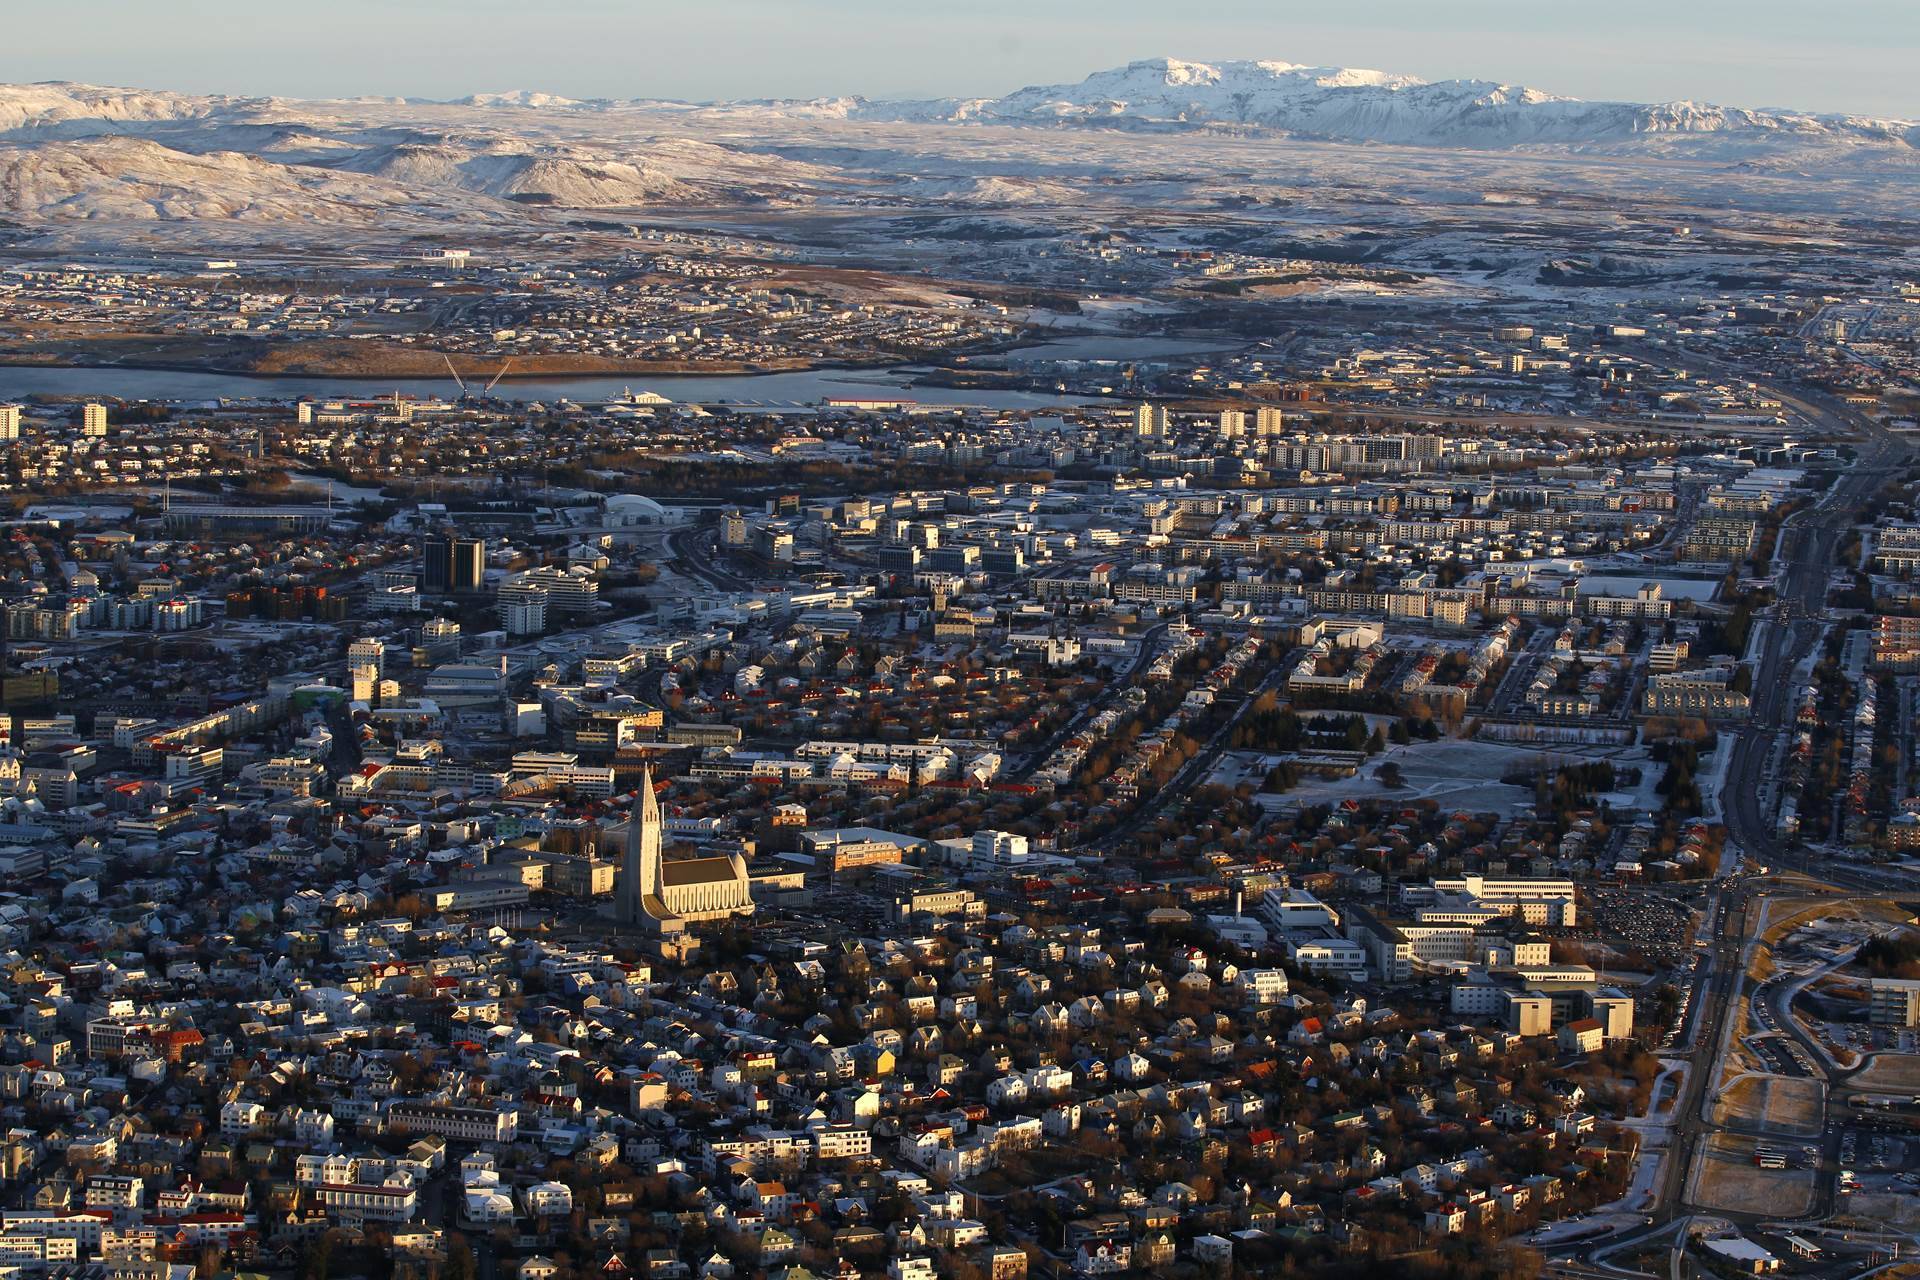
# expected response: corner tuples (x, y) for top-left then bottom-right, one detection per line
(0, 82), (851, 226)
(0, 135), (521, 223)
(837, 57), (1920, 153)
(0, 58), (1912, 237)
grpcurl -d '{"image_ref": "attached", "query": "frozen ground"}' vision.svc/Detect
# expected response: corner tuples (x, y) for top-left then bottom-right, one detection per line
(1248, 734), (1657, 816)
(1, 80), (1915, 305)
(282, 472), (388, 504)
(1264, 737), (1535, 812)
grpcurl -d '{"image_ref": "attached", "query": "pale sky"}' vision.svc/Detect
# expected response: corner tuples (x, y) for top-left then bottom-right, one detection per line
(2, 0), (1915, 119)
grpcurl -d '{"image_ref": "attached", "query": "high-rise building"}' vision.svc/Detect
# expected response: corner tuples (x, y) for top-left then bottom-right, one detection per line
(497, 581), (549, 635)
(509, 566), (597, 614)
(80, 403), (108, 437)
(1254, 407), (1286, 438)
(1218, 410), (1245, 439)
(412, 617), (462, 667)
(422, 536), (485, 595)
(1133, 404), (1168, 439)
(347, 638), (385, 678)
(450, 538), (485, 594)
(0, 405), (20, 441)
(422, 540), (451, 594)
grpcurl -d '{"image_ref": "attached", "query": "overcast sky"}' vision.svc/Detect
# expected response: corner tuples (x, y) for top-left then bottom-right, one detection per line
(3, 0), (1914, 118)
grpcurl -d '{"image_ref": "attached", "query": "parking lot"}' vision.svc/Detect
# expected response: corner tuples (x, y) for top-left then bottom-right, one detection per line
(1579, 884), (1701, 971)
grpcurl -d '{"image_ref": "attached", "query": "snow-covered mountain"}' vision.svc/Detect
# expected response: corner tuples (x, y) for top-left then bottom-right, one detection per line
(454, 90), (588, 110)
(0, 82), (264, 138)
(0, 82), (847, 224)
(0, 135), (517, 223)
(0, 57), (1911, 235)
(840, 57), (1919, 151)
(0, 61), (1912, 156)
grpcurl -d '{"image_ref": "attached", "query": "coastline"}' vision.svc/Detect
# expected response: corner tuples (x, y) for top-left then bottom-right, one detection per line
(0, 327), (1200, 388)
(0, 352), (896, 382)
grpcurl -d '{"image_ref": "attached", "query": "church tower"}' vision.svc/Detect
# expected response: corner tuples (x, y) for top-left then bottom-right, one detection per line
(619, 765), (662, 925)
(616, 763), (744, 939)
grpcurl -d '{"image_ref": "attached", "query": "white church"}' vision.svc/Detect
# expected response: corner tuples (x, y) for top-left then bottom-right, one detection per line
(617, 766), (753, 936)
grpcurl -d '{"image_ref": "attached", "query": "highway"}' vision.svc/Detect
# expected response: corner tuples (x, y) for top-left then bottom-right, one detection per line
(1720, 383), (1910, 876)
(666, 522), (754, 592)
(1674, 380), (1907, 1230)
(1545, 370), (1911, 1269)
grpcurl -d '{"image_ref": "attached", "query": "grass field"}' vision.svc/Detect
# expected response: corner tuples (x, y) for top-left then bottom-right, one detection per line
(1692, 1133), (1814, 1217)
(1851, 1053), (1920, 1093)
(1712, 1072), (1825, 1137)
(1745, 895), (1910, 983)
(1843, 1193), (1920, 1230)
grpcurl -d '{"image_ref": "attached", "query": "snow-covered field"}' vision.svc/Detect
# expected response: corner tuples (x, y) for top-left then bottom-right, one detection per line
(1226, 734), (1662, 819)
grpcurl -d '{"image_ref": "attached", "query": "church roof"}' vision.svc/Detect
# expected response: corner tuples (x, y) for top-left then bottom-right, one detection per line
(660, 856), (741, 888)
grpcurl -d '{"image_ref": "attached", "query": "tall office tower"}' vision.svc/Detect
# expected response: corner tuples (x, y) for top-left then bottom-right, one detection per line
(0, 405), (19, 441)
(422, 539), (452, 594)
(1218, 410), (1246, 439)
(1254, 406), (1286, 438)
(450, 537), (485, 594)
(81, 403), (108, 437)
(422, 536), (483, 595)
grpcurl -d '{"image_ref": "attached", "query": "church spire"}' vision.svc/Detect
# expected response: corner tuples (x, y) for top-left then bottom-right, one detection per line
(638, 763), (661, 899)
(622, 764), (662, 925)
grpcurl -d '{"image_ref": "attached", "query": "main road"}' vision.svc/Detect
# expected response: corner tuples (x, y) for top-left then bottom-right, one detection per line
(1721, 381), (1910, 874)
(1547, 365), (1909, 1269)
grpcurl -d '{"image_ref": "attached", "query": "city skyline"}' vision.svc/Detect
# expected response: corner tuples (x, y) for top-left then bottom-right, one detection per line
(1, 0), (1916, 119)
(0, 3), (1913, 1275)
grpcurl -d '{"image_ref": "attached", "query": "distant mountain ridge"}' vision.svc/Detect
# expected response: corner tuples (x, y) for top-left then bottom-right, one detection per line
(0, 60), (1914, 154)
(0, 58), (1911, 231)
(775, 57), (1919, 150)
(4, 57), (1910, 153)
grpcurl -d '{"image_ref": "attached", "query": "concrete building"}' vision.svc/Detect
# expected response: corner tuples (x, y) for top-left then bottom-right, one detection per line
(1869, 977), (1920, 1027)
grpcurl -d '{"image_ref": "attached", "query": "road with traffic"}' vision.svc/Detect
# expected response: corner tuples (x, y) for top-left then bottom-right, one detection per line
(1546, 369), (1911, 1269)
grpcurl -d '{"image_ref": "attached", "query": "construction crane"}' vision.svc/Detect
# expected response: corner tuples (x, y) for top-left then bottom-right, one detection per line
(484, 359), (515, 395)
(442, 354), (467, 396)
